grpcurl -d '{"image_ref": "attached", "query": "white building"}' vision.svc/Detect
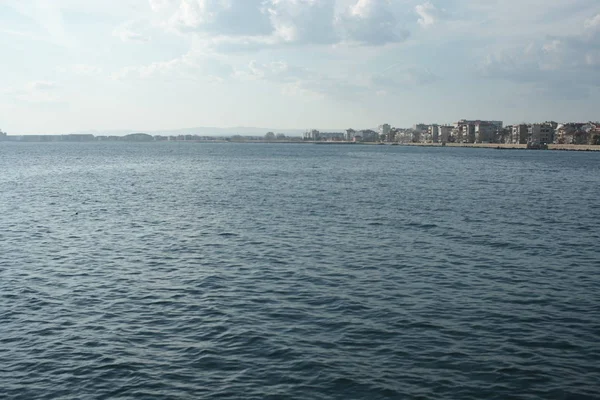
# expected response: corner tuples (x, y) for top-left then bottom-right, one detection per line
(346, 129), (356, 141)
(511, 124), (529, 144)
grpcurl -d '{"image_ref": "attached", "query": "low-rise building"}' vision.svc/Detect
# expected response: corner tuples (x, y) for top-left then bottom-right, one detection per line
(439, 126), (453, 143)
(346, 129), (356, 141)
(413, 124), (428, 133)
(474, 121), (499, 143)
(379, 124), (391, 141)
(556, 123), (588, 144)
(454, 121), (475, 143)
(429, 125), (440, 143)
(360, 129), (379, 142)
(455, 120), (503, 143)
(385, 129), (397, 142)
(320, 132), (345, 141)
(511, 124), (529, 144)
(498, 126), (512, 144)
(124, 133), (153, 142)
(411, 130), (423, 143)
(529, 123), (555, 144)
(394, 129), (413, 143)
(303, 129), (320, 141)
(588, 123), (600, 145)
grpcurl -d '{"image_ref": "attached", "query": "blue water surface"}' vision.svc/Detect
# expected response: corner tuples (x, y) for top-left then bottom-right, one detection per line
(1, 142), (599, 399)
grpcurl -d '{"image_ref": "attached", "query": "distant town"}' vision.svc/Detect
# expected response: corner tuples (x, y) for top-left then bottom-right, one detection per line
(302, 121), (600, 147)
(2, 120), (600, 147)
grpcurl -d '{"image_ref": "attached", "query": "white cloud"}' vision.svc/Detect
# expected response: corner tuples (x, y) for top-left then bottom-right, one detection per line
(147, 0), (408, 50)
(27, 81), (57, 91)
(3, 0), (75, 47)
(480, 10), (600, 97)
(237, 59), (367, 98)
(168, 0), (219, 29)
(114, 50), (233, 82)
(240, 60), (308, 82)
(149, 0), (174, 12)
(72, 64), (103, 76)
(13, 81), (60, 103)
(585, 50), (600, 66)
(337, 0), (408, 45)
(371, 64), (439, 89)
(415, 2), (440, 28)
(57, 64), (103, 76)
(237, 58), (435, 99)
(265, 0), (337, 44)
(542, 39), (563, 53)
(113, 24), (150, 42)
(153, 0), (272, 36)
(584, 13), (600, 29)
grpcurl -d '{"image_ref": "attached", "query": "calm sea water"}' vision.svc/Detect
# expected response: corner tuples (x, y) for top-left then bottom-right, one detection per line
(1, 142), (599, 400)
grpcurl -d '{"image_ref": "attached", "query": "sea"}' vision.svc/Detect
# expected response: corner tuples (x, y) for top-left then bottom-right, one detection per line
(1, 142), (599, 400)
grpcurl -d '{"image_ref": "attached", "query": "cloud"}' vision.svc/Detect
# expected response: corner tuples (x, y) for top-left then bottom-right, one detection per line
(72, 64), (103, 76)
(585, 50), (600, 66)
(584, 13), (600, 29)
(336, 0), (409, 45)
(371, 64), (439, 89)
(57, 64), (103, 76)
(237, 59), (435, 99)
(154, 0), (272, 36)
(115, 50), (234, 82)
(149, 0), (174, 12)
(3, 0), (75, 47)
(113, 23), (150, 42)
(148, 0), (409, 50)
(12, 81), (60, 103)
(27, 81), (57, 91)
(243, 60), (302, 81)
(415, 2), (441, 28)
(480, 14), (600, 97)
(237, 59), (368, 98)
(265, 0), (337, 44)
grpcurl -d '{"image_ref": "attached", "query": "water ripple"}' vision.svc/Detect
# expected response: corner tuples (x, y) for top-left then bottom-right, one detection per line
(1, 143), (599, 399)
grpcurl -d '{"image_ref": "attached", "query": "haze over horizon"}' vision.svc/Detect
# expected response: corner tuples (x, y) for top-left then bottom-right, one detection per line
(2, 0), (600, 135)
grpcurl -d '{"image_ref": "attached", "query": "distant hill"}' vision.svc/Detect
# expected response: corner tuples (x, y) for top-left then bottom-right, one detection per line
(68, 127), (318, 137)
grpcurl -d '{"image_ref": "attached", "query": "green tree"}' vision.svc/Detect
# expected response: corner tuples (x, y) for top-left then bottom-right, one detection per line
(265, 132), (276, 141)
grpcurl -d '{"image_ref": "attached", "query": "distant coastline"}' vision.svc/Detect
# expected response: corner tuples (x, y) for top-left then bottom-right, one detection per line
(2, 136), (600, 151)
(3, 119), (600, 151)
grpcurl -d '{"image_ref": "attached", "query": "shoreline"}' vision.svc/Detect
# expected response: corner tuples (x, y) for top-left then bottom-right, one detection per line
(396, 143), (600, 151)
(2, 139), (600, 151)
(306, 141), (600, 151)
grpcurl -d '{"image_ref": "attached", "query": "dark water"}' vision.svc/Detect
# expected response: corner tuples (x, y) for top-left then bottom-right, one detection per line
(1, 142), (599, 400)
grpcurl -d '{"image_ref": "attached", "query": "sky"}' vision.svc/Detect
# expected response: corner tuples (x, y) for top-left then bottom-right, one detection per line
(1, 0), (600, 135)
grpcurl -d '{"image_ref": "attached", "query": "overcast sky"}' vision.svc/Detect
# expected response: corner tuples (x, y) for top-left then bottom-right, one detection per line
(2, 0), (600, 134)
